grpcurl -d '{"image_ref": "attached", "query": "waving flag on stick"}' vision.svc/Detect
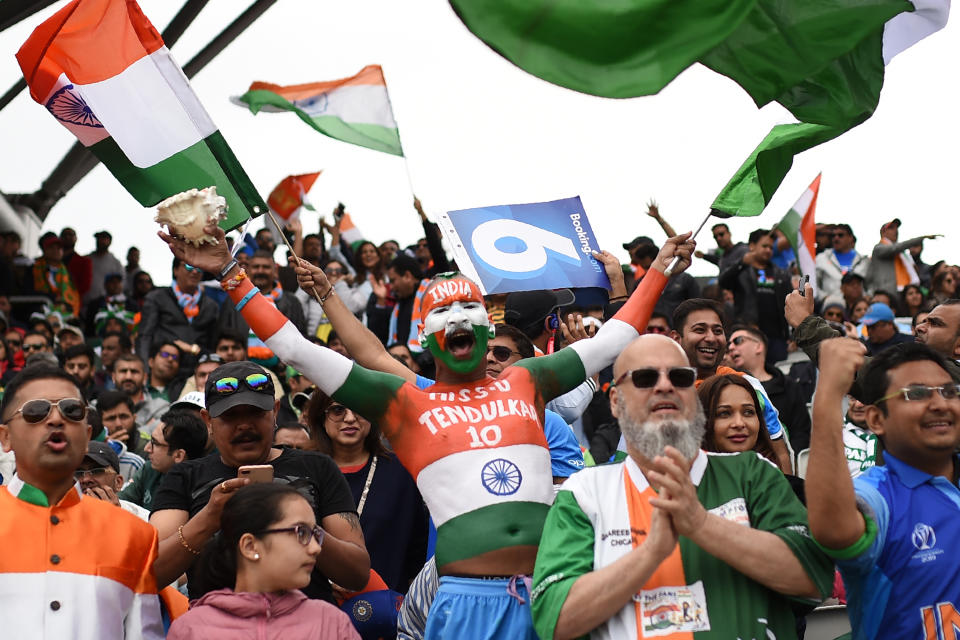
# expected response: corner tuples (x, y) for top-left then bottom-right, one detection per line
(777, 174), (821, 298)
(234, 65), (404, 157)
(267, 172), (322, 220)
(16, 0), (266, 229)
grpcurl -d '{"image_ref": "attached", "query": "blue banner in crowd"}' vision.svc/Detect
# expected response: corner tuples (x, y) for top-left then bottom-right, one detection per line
(439, 196), (610, 294)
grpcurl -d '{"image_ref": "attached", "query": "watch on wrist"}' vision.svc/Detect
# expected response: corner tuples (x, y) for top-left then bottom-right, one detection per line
(217, 259), (239, 280)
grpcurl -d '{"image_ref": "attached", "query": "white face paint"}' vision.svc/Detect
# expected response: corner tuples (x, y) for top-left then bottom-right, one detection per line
(423, 300), (489, 337)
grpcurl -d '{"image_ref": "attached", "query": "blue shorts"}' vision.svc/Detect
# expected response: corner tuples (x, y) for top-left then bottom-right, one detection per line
(424, 576), (536, 640)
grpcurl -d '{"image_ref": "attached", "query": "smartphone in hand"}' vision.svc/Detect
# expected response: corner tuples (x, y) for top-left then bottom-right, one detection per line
(238, 464), (274, 484)
(798, 274), (810, 297)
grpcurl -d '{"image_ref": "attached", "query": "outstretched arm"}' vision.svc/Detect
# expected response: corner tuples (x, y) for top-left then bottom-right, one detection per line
(158, 223), (404, 421)
(646, 200), (676, 238)
(290, 256), (416, 383)
(520, 234), (694, 402)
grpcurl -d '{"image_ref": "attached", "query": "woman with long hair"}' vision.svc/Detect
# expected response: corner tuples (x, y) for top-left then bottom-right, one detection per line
(168, 483), (359, 639)
(326, 217), (384, 315)
(697, 374), (777, 466)
(305, 389), (428, 594)
(898, 283), (929, 318)
(930, 269), (958, 305)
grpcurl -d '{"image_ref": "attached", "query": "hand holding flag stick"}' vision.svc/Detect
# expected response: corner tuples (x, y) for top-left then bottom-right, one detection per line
(664, 211), (714, 276)
(264, 208), (326, 305)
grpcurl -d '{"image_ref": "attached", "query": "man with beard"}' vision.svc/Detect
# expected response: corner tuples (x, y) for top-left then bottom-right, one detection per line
(671, 299), (793, 473)
(160, 219), (694, 640)
(111, 353), (169, 431)
(530, 335), (832, 640)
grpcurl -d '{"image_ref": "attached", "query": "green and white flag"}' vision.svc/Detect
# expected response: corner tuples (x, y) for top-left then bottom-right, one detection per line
(453, 0), (949, 215)
(16, 0), (265, 229)
(234, 65), (403, 157)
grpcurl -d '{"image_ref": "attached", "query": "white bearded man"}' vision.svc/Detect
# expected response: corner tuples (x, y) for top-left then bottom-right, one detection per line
(159, 220), (694, 640)
(530, 334), (834, 640)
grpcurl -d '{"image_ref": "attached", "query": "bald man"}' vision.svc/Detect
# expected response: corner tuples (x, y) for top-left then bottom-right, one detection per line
(530, 335), (832, 640)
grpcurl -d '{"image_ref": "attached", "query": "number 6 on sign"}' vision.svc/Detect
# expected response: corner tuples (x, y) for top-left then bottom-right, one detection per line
(466, 425), (503, 448)
(470, 219), (580, 278)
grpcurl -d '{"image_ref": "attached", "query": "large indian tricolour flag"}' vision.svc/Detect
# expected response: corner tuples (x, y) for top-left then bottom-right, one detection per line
(234, 65), (404, 157)
(16, 0), (265, 230)
(777, 174), (821, 298)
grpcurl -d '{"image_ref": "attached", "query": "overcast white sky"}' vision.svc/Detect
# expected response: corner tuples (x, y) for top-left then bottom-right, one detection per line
(1, 1), (956, 286)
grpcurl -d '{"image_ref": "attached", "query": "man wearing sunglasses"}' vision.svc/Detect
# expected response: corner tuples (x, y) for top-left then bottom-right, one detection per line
(162, 220), (694, 640)
(0, 365), (164, 638)
(76, 441), (150, 521)
(150, 361), (369, 604)
(531, 334), (831, 640)
(807, 340), (960, 639)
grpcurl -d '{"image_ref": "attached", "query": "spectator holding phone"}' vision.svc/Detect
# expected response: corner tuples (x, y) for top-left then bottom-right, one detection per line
(150, 361), (369, 603)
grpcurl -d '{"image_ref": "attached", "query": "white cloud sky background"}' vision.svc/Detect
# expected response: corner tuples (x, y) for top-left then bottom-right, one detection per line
(1, 0), (956, 285)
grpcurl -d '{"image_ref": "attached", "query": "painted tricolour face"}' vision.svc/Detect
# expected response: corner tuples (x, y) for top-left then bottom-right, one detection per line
(420, 277), (491, 374)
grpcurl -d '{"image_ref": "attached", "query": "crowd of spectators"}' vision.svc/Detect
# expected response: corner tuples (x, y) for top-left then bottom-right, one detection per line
(0, 200), (957, 640)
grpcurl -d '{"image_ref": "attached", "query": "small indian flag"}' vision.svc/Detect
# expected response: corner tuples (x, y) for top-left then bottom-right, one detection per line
(777, 174), (821, 297)
(338, 212), (365, 246)
(234, 65), (403, 157)
(16, 0), (265, 230)
(267, 172), (322, 220)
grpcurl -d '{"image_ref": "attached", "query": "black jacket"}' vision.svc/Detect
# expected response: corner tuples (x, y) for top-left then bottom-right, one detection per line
(136, 287), (219, 358)
(760, 366), (812, 453)
(719, 261), (792, 340)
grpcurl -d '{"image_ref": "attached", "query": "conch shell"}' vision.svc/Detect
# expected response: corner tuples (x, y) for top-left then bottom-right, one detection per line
(155, 187), (227, 245)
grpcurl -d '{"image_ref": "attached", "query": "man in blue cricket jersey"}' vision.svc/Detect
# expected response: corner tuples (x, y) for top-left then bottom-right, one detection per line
(807, 339), (960, 639)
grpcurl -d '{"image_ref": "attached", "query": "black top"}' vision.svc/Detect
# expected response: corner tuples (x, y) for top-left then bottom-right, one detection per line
(151, 448), (357, 601)
(343, 454), (429, 593)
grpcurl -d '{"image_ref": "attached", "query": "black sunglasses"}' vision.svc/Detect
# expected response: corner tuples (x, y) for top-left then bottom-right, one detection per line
(11, 398), (87, 423)
(613, 367), (697, 389)
(487, 345), (521, 363)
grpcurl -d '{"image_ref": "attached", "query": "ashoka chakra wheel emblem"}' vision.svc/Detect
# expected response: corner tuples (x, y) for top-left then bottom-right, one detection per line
(481, 458), (522, 496)
(45, 84), (103, 128)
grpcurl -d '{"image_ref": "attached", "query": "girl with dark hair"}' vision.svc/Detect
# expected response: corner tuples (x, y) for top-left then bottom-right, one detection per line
(930, 269), (958, 305)
(325, 215), (383, 315)
(899, 284), (929, 318)
(698, 374), (777, 466)
(305, 389), (428, 594)
(168, 483), (359, 639)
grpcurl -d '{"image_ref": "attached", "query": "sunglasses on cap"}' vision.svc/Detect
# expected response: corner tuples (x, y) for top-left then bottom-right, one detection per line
(613, 367), (697, 389)
(213, 373), (271, 395)
(487, 345), (522, 363)
(11, 398), (87, 423)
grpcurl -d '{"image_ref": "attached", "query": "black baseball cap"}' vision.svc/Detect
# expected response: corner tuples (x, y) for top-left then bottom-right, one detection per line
(841, 272), (865, 285)
(504, 288), (576, 335)
(204, 361), (276, 418)
(622, 236), (655, 251)
(83, 441), (120, 473)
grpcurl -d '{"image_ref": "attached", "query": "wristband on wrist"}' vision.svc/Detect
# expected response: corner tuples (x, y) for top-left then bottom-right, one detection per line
(217, 259), (239, 280)
(235, 287), (258, 311)
(317, 286), (335, 306)
(221, 269), (248, 291)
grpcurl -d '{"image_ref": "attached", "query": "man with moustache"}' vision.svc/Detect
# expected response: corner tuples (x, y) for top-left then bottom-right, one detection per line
(149, 361), (368, 603)
(530, 335), (831, 640)
(0, 366), (163, 638)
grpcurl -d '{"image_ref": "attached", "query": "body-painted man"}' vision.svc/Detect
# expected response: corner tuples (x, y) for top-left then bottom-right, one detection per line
(160, 222), (694, 640)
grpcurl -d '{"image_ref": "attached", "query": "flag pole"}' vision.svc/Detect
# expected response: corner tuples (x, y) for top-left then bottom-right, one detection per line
(664, 210), (713, 276)
(265, 208), (324, 305)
